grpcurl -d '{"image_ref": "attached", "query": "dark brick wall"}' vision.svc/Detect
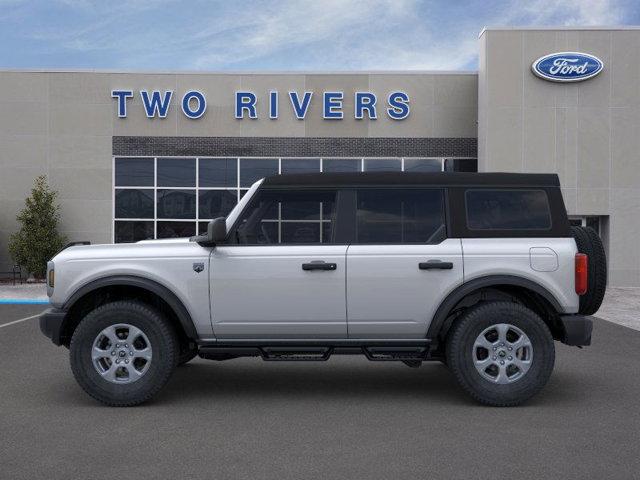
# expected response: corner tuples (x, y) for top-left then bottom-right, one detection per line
(113, 136), (477, 158)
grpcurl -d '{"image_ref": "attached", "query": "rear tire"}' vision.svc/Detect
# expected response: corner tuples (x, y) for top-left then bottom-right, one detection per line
(571, 226), (607, 315)
(70, 300), (178, 407)
(446, 301), (555, 407)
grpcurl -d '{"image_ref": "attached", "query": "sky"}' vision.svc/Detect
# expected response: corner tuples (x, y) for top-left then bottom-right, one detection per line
(0, 0), (638, 71)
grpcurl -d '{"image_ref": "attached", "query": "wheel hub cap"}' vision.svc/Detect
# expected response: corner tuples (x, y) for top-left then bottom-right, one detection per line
(91, 324), (153, 384)
(472, 323), (533, 384)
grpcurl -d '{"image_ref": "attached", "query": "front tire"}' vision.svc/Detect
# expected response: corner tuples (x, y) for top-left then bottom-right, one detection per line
(176, 344), (198, 366)
(446, 301), (555, 407)
(70, 301), (178, 406)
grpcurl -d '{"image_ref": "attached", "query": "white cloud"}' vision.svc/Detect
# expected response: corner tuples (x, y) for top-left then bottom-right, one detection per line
(191, 0), (417, 68)
(9, 0), (632, 70)
(187, 0), (628, 70)
(509, 0), (623, 26)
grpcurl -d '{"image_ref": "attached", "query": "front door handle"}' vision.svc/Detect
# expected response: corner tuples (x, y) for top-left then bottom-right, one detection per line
(419, 260), (454, 270)
(302, 261), (337, 271)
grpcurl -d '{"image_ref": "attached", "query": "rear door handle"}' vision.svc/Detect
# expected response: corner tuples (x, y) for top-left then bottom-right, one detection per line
(302, 261), (337, 271)
(419, 260), (454, 270)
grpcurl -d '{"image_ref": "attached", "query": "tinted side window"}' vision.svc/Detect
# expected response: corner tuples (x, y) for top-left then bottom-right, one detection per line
(465, 189), (551, 230)
(356, 189), (446, 244)
(232, 189), (337, 245)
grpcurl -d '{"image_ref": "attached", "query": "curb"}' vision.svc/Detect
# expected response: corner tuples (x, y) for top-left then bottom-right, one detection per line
(0, 299), (49, 305)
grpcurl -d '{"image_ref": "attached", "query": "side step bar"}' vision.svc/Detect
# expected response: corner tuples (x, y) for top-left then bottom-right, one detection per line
(198, 340), (433, 363)
(363, 346), (429, 361)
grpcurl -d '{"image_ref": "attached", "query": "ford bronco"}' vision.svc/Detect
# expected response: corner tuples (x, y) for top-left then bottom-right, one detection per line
(39, 172), (606, 406)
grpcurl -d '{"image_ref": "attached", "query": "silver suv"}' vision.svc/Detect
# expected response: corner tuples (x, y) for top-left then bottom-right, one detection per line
(40, 172), (607, 407)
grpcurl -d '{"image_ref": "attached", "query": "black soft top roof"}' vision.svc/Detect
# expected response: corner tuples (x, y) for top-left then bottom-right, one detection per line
(261, 172), (560, 188)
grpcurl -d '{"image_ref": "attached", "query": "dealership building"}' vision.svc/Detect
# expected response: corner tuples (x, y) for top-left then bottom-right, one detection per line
(0, 26), (639, 285)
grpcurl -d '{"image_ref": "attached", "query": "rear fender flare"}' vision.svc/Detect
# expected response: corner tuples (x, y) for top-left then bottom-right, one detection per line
(426, 275), (563, 340)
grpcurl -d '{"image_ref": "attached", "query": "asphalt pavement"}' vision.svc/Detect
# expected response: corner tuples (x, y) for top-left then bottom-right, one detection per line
(1, 304), (639, 480)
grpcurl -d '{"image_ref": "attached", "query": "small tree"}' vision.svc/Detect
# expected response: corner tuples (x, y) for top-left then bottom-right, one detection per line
(9, 176), (67, 279)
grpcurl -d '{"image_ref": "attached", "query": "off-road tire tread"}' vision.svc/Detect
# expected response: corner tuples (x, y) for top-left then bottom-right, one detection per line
(176, 347), (198, 366)
(446, 301), (555, 407)
(70, 300), (178, 407)
(571, 226), (607, 315)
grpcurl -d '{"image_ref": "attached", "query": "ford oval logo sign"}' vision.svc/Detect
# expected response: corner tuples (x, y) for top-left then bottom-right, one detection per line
(532, 52), (604, 82)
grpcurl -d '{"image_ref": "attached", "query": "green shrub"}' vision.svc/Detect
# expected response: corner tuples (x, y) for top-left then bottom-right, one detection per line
(8, 176), (67, 279)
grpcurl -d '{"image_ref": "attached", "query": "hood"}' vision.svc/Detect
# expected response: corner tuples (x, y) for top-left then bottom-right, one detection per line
(136, 237), (192, 244)
(51, 237), (205, 263)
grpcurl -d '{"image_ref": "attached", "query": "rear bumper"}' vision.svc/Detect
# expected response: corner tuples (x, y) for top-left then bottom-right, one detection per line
(559, 314), (593, 346)
(39, 308), (67, 346)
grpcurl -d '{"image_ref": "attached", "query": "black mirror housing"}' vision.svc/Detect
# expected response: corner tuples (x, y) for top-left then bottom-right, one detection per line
(191, 217), (226, 247)
(210, 217), (227, 244)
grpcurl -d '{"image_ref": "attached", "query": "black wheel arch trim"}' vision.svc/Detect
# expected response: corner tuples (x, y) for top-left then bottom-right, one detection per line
(63, 275), (198, 340)
(426, 275), (563, 339)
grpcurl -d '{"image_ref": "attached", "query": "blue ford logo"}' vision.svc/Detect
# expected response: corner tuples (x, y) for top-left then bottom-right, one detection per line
(532, 52), (603, 82)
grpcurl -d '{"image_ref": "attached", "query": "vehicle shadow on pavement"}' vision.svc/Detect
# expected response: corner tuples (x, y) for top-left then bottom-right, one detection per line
(160, 361), (467, 405)
(151, 358), (584, 407)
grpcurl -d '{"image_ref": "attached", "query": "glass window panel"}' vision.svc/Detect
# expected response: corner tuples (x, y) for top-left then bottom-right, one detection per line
(157, 158), (196, 187)
(157, 221), (196, 239)
(115, 189), (154, 219)
(465, 189), (551, 230)
(282, 223), (321, 244)
(240, 158), (279, 187)
(232, 189), (337, 245)
(198, 190), (237, 219)
(257, 222), (279, 244)
(322, 222), (333, 243)
(199, 158), (237, 187)
(114, 221), (154, 243)
(445, 158), (478, 172)
(115, 158), (154, 186)
(404, 158), (442, 172)
(157, 189), (196, 219)
(281, 202), (319, 220)
(363, 159), (401, 172)
(281, 158), (320, 174)
(356, 189), (445, 244)
(198, 221), (210, 235)
(322, 158), (360, 172)
(281, 193), (335, 221)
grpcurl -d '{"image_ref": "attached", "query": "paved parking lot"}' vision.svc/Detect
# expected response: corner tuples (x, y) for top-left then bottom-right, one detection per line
(1, 304), (640, 479)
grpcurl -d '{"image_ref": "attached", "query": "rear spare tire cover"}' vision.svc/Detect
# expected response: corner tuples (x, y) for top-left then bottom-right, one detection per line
(571, 226), (607, 315)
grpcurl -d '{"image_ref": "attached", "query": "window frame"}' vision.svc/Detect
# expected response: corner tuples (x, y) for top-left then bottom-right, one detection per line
(350, 186), (449, 245)
(225, 186), (344, 246)
(464, 188), (553, 232)
(447, 186), (571, 238)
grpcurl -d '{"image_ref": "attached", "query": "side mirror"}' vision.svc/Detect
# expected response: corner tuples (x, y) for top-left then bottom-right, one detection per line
(210, 217), (227, 244)
(192, 217), (226, 247)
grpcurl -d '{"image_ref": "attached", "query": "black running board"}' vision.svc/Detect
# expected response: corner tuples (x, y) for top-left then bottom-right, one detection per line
(198, 339), (432, 363)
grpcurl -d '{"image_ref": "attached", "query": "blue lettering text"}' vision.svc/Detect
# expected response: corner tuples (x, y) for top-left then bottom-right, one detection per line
(111, 90), (133, 118)
(235, 91), (257, 119)
(181, 90), (206, 119)
(140, 90), (173, 118)
(387, 91), (410, 120)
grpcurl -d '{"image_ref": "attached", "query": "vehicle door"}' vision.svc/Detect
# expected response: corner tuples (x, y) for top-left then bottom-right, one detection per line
(346, 187), (463, 338)
(210, 187), (348, 338)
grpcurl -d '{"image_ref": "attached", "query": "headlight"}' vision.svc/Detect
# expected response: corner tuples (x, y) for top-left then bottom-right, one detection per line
(46, 261), (55, 297)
